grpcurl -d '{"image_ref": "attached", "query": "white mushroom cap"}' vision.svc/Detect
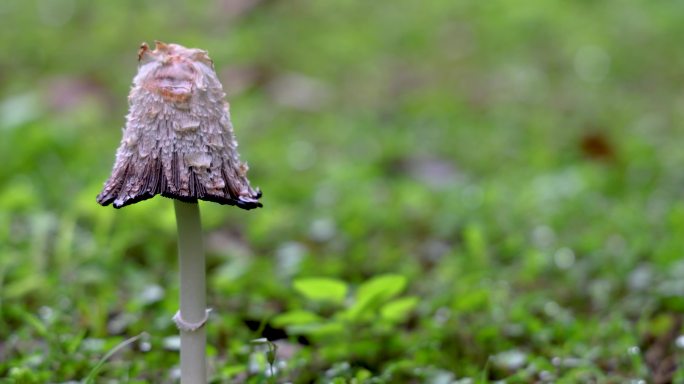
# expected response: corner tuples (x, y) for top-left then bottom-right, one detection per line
(97, 41), (262, 209)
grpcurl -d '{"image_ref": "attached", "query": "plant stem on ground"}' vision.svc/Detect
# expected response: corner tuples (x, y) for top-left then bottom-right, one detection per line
(174, 200), (207, 383)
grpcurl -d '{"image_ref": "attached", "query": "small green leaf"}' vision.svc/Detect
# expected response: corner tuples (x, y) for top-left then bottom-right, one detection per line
(293, 277), (348, 304)
(345, 274), (407, 320)
(4, 275), (44, 300)
(286, 321), (345, 338)
(220, 364), (247, 379)
(660, 295), (684, 312)
(21, 312), (48, 337)
(65, 330), (88, 355)
(355, 369), (372, 382)
(357, 274), (406, 303)
(452, 288), (490, 312)
(271, 310), (323, 327)
(381, 296), (418, 322)
(308, 321), (346, 338)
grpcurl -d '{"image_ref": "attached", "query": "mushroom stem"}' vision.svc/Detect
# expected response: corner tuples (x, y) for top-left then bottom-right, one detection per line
(174, 200), (207, 383)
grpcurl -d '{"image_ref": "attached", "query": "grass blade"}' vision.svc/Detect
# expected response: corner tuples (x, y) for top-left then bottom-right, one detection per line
(83, 332), (148, 384)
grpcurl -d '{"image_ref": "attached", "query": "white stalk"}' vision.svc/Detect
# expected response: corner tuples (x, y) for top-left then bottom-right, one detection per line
(174, 200), (207, 383)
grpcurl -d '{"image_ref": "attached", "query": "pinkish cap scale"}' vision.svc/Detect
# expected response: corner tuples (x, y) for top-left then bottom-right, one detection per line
(97, 41), (262, 209)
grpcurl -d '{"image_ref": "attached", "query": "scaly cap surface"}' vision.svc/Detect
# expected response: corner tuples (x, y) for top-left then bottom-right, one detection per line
(97, 41), (262, 209)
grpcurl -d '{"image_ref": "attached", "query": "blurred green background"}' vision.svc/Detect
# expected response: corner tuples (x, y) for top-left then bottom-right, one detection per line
(2, 0), (684, 382)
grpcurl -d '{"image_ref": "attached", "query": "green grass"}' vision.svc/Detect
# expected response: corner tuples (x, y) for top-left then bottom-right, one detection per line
(2, 0), (684, 382)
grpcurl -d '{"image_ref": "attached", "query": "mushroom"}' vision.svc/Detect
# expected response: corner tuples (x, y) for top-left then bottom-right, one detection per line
(97, 41), (262, 383)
